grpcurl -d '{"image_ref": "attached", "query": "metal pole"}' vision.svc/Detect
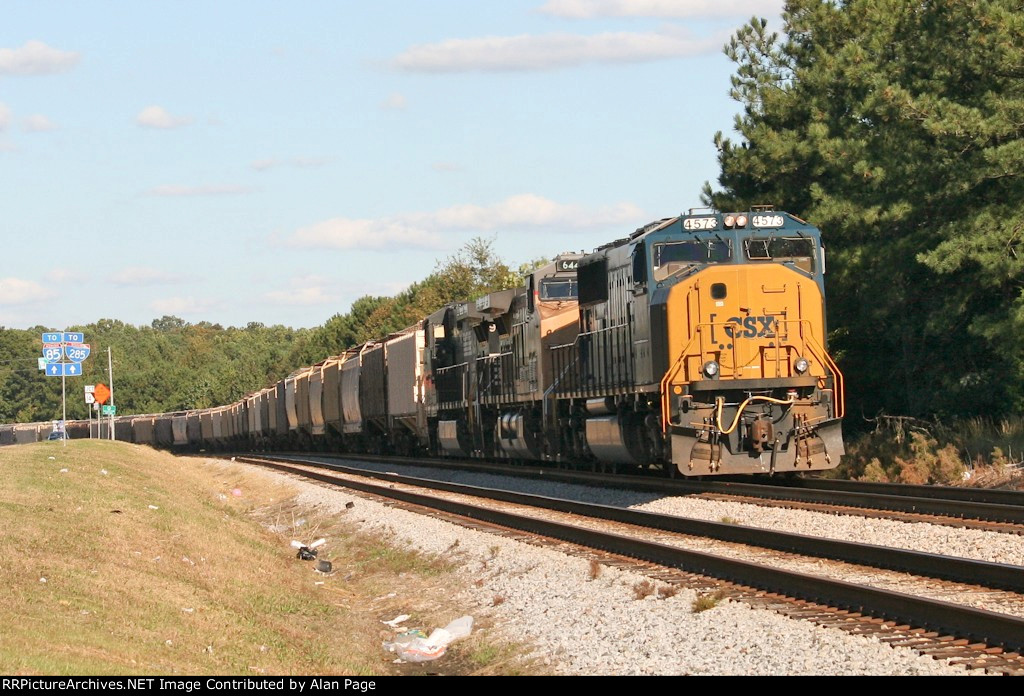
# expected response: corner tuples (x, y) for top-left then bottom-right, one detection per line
(61, 329), (66, 448)
(61, 371), (66, 448)
(108, 346), (114, 441)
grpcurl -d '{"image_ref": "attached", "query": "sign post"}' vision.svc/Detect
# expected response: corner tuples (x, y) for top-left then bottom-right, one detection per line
(94, 382), (112, 440)
(85, 386), (95, 439)
(42, 331), (89, 446)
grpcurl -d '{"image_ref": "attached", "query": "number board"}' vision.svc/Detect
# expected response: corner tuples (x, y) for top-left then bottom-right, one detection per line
(555, 259), (579, 272)
(683, 217), (718, 231)
(752, 214), (785, 228)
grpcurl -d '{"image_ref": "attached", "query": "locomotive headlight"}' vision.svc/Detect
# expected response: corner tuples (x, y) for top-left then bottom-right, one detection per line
(703, 360), (720, 378)
(794, 356), (810, 374)
(735, 214), (748, 228)
(723, 215), (736, 228)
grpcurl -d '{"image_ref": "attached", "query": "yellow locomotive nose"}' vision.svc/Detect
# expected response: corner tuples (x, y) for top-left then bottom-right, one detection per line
(665, 263), (828, 383)
(660, 249), (844, 475)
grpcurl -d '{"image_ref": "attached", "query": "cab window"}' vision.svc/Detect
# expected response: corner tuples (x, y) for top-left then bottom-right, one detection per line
(745, 237), (816, 273)
(652, 240), (731, 281)
(540, 278), (578, 300)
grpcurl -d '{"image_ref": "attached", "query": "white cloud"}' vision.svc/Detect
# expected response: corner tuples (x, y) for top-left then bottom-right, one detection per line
(381, 92), (407, 110)
(136, 105), (192, 129)
(538, 0), (784, 19)
(432, 162), (461, 172)
(263, 283), (340, 306)
(0, 40), (79, 76)
(23, 114), (57, 132)
(0, 103), (10, 131)
(144, 184), (254, 197)
(289, 218), (444, 251)
(393, 27), (721, 72)
(149, 296), (215, 315)
(250, 158), (279, 172)
(416, 193), (644, 229)
(287, 194), (645, 251)
(250, 156), (331, 172)
(45, 268), (88, 284)
(0, 278), (57, 305)
(112, 266), (184, 287)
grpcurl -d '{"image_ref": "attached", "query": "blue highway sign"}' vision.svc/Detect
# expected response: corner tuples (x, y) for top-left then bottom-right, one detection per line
(44, 363), (83, 377)
(42, 332), (62, 344)
(64, 344), (91, 362)
(63, 332), (84, 344)
(42, 346), (63, 362)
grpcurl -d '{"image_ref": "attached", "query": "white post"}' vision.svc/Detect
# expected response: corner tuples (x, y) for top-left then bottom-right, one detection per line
(108, 347), (115, 441)
(61, 371), (66, 448)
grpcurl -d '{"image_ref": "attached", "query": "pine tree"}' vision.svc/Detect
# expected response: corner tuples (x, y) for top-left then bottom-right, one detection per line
(705, 0), (1024, 421)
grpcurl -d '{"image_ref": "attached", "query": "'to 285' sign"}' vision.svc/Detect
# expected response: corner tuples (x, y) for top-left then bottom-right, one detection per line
(64, 344), (91, 363)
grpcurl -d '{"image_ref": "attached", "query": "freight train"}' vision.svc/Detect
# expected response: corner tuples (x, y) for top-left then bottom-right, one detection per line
(2, 207), (845, 476)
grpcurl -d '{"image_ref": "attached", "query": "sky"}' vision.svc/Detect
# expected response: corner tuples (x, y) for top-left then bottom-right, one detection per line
(0, 0), (785, 331)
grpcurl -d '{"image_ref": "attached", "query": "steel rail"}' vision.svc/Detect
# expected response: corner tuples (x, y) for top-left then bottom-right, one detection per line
(767, 476), (1024, 507)
(239, 455), (1024, 646)
(243, 454), (1024, 593)
(268, 450), (1024, 525)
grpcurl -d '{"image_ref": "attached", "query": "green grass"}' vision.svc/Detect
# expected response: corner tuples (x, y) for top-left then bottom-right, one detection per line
(0, 441), (532, 675)
(691, 590), (727, 613)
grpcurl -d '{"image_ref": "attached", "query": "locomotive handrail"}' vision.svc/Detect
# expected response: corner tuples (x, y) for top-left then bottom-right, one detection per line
(659, 319), (845, 433)
(543, 351), (582, 429)
(548, 321), (631, 353)
(802, 329), (845, 418)
(476, 352), (515, 401)
(659, 330), (703, 433)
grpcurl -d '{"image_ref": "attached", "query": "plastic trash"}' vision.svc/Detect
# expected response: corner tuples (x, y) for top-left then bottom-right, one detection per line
(291, 538), (325, 561)
(316, 560), (333, 573)
(382, 614), (410, 628)
(381, 616), (473, 662)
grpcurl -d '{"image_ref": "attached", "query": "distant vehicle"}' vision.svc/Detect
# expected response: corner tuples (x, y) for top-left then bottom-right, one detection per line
(46, 431), (68, 441)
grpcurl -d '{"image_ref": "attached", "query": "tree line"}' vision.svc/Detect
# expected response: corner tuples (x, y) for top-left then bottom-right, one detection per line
(5, 2), (1020, 432)
(0, 239), (533, 423)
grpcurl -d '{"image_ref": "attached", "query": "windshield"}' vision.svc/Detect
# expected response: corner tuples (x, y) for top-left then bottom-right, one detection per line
(653, 239), (731, 281)
(540, 278), (578, 300)
(745, 237), (816, 273)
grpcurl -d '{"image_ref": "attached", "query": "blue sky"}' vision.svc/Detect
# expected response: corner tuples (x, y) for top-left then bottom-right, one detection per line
(0, 0), (784, 330)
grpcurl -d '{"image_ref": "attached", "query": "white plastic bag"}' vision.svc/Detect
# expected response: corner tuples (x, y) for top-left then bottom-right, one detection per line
(382, 616), (474, 662)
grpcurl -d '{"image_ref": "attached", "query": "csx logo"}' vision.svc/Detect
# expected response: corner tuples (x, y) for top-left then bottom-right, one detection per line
(724, 315), (775, 338)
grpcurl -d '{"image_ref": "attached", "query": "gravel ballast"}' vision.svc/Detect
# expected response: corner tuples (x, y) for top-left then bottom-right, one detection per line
(313, 458), (1024, 567)
(240, 461), (984, 676)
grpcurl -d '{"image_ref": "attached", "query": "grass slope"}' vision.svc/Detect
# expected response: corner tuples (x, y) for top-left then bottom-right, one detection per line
(0, 441), (453, 675)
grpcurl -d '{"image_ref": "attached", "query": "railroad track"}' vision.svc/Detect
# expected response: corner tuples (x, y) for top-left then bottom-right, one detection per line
(257, 450), (1024, 532)
(230, 454), (1024, 674)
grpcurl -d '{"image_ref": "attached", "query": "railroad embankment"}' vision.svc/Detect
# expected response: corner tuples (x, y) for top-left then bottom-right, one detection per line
(0, 441), (516, 675)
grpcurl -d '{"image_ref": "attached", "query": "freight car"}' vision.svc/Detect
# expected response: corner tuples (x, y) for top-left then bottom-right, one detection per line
(4, 208), (844, 477)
